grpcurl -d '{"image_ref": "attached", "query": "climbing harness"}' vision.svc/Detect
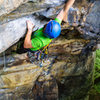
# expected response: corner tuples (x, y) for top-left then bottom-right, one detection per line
(37, 43), (50, 60)
(28, 40), (52, 67)
(36, 43), (51, 67)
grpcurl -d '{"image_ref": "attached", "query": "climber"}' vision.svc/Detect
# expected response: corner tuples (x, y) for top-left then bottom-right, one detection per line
(24, 0), (75, 63)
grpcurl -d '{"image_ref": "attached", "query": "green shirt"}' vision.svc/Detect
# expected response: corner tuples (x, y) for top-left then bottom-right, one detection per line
(30, 18), (61, 51)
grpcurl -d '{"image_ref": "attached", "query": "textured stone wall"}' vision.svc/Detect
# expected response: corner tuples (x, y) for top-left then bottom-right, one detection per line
(0, 0), (99, 100)
(0, 0), (65, 17)
(0, 37), (94, 100)
(86, 1), (100, 33)
(0, 0), (28, 16)
(0, 0), (100, 54)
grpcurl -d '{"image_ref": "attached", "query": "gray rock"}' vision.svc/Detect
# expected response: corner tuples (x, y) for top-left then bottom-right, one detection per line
(86, 1), (100, 31)
(0, 14), (49, 54)
(0, 0), (28, 16)
(0, 0), (65, 22)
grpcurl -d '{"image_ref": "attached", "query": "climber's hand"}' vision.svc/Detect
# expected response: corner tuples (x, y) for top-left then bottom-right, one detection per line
(27, 20), (35, 31)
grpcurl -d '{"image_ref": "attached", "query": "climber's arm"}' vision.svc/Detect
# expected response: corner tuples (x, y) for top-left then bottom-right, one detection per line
(24, 20), (34, 48)
(56, 0), (75, 22)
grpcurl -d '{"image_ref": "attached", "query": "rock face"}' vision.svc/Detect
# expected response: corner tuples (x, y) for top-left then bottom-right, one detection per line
(86, 1), (100, 30)
(0, 0), (99, 100)
(0, 0), (65, 17)
(81, 0), (100, 40)
(0, 0), (100, 53)
(0, 0), (67, 25)
(0, 14), (49, 54)
(0, 0), (66, 54)
(0, 37), (94, 100)
(0, 0), (28, 16)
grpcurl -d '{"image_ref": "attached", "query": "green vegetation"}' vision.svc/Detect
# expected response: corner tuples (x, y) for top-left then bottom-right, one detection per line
(94, 49), (100, 93)
(88, 49), (100, 100)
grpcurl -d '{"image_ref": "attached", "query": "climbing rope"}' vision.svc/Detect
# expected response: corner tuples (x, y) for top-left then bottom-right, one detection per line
(37, 44), (50, 67)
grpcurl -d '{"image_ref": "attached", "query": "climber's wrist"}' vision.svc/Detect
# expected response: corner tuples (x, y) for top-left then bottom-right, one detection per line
(27, 29), (33, 34)
(28, 28), (32, 32)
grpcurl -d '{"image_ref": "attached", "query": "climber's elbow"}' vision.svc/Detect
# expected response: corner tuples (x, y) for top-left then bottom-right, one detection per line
(24, 42), (33, 48)
(24, 44), (28, 48)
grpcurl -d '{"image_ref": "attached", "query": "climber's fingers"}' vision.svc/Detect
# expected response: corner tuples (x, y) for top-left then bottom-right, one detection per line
(26, 20), (35, 30)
